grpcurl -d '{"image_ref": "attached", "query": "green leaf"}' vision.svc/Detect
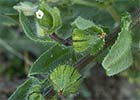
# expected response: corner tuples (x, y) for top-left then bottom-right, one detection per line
(29, 45), (77, 76)
(8, 77), (42, 100)
(102, 12), (133, 76)
(19, 11), (53, 43)
(50, 65), (81, 95)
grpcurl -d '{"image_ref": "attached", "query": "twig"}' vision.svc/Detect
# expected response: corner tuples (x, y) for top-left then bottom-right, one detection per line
(49, 33), (71, 46)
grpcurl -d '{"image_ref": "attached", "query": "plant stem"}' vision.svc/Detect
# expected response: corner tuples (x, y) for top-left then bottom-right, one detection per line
(49, 33), (71, 46)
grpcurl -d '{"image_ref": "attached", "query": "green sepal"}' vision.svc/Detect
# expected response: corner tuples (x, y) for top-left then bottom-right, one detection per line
(50, 65), (81, 95)
(72, 17), (105, 54)
(72, 28), (91, 52)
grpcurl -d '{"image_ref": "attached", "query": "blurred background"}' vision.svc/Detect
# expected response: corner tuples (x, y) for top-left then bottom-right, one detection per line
(0, 0), (140, 100)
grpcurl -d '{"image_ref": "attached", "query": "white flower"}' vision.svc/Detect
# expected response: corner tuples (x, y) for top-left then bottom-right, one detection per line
(36, 9), (44, 19)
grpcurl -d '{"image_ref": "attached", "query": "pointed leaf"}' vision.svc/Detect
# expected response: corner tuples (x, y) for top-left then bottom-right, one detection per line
(29, 45), (77, 76)
(8, 77), (42, 100)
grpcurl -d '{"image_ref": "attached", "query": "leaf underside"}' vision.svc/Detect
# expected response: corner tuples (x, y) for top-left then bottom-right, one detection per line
(102, 12), (133, 76)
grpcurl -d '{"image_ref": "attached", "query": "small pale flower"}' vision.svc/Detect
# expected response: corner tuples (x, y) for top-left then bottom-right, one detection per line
(36, 9), (44, 19)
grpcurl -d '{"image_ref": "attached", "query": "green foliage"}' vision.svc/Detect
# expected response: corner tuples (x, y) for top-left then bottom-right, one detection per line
(8, 77), (44, 100)
(0, 0), (139, 99)
(50, 65), (81, 95)
(102, 12), (133, 76)
(29, 44), (77, 76)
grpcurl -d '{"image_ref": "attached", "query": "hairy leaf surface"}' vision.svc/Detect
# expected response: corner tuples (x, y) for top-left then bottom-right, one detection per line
(50, 65), (81, 95)
(8, 77), (43, 100)
(29, 45), (77, 75)
(72, 17), (105, 54)
(102, 12), (133, 76)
